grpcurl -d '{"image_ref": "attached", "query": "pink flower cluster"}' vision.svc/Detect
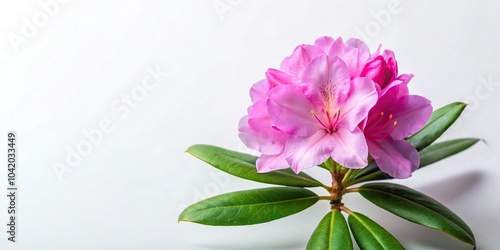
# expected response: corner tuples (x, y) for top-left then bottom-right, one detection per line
(239, 36), (432, 178)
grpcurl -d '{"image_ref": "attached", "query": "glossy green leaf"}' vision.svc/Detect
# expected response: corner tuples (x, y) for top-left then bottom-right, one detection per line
(307, 210), (353, 250)
(419, 138), (480, 168)
(348, 138), (479, 185)
(407, 102), (467, 151)
(187, 144), (323, 187)
(179, 187), (319, 226)
(348, 212), (404, 250)
(358, 183), (475, 246)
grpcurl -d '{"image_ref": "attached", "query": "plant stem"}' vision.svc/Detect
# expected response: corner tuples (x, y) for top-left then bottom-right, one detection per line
(346, 171), (382, 186)
(339, 205), (353, 215)
(329, 170), (345, 211)
(341, 168), (354, 186)
(321, 184), (332, 191)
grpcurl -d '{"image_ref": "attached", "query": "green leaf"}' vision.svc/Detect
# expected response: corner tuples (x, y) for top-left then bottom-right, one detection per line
(348, 138), (480, 185)
(178, 187), (319, 226)
(319, 157), (335, 172)
(419, 138), (480, 168)
(358, 183), (475, 246)
(348, 212), (404, 250)
(407, 102), (467, 151)
(307, 210), (353, 250)
(186, 144), (323, 187)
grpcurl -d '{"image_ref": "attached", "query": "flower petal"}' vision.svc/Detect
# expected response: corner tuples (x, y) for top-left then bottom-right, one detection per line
(390, 95), (432, 139)
(256, 152), (289, 172)
(338, 77), (378, 131)
(368, 139), (419, 178)
(267, 85), (320, 136)
(327, 37), (345, 58)
(313, 36), (335, 53)
(379, 74), (412, 97)
(302, 55), (351, 108)
(250, 79), (269, 103)
(373, 88), (432, 140)
(281, 44), (325, 83)
(330, 127), (369, 168)
(343, 38), (370, 77)
(238, 101), (287, 155)
(284, 130), (334, 173)
(266, 68), (293, 87)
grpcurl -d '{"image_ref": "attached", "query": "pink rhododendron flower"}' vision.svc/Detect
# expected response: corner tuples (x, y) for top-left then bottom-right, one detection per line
(361, 76), (432, 178)
(239, 36), (432, 178)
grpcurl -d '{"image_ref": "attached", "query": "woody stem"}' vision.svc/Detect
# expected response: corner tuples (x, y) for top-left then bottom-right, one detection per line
(329, 169), (346, 211)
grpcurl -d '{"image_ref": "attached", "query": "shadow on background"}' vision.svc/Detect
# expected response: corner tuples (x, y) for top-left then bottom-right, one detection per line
(196, 241), (304, 250)
(418, 170), (483, 203)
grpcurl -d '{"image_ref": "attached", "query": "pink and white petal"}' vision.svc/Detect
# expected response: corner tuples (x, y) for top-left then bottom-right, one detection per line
(338, 77), (378, 131)
(313, 36), (335, 53)
(327, 37), (346, 58)
(284, 130), (334, 173)
(330, 127), (369, 169)
(250, 79), (269, 103)
(343, 38), (370, 77)
(368, 139), (419, 179)
(267, 85), (320, 136)
(266, 68), (294, 87)
(239, 112), (287, 155)
(256, 153), (289, 173)
(302, 55), (351, 107)
(281, 44), (325, 83)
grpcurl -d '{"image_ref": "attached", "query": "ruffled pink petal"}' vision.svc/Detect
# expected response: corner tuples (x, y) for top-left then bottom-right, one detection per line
(238, 101), (287, 155)
(343, 38), (370, 77)
(368, 138), (419, 179)
(250, 80), (269, 103)
(301, 55), (351, 108)
(382, 49), (398, 77)
(256, 152), (289, 172)
(337, 77), (378, 131)
(284, 130), (334, 173)
(313, 36), (335, 54)
(379, 74), (412, 97)
(266, 68), (293, 87)
(330, 127), (369, 169)
(327, 37), (345, 58)
(267, 85), (320, 136)
(281, 45), (325, 83)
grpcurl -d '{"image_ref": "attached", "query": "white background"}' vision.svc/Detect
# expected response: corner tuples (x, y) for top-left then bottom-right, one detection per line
(0, 0), (498, 249)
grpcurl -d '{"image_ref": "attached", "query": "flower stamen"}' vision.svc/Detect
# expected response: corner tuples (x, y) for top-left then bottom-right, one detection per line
(311, 110), (331, 133)
(373, 121), (398, 139)
(331, 109), (341, 131)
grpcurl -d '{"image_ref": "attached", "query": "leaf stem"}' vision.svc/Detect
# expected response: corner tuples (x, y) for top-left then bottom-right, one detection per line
(345, 187), (359, 193)
(341, 168), (354, 186)
(321, 184), (332, 191)
(346, 171), (381, 186)
(339, 205), (353, 215)
(319, 196), (332, 200)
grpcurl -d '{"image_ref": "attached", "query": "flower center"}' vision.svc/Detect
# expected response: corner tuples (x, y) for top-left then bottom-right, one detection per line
(311, 109), (341, 134)
(367, 112), (398, 139)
